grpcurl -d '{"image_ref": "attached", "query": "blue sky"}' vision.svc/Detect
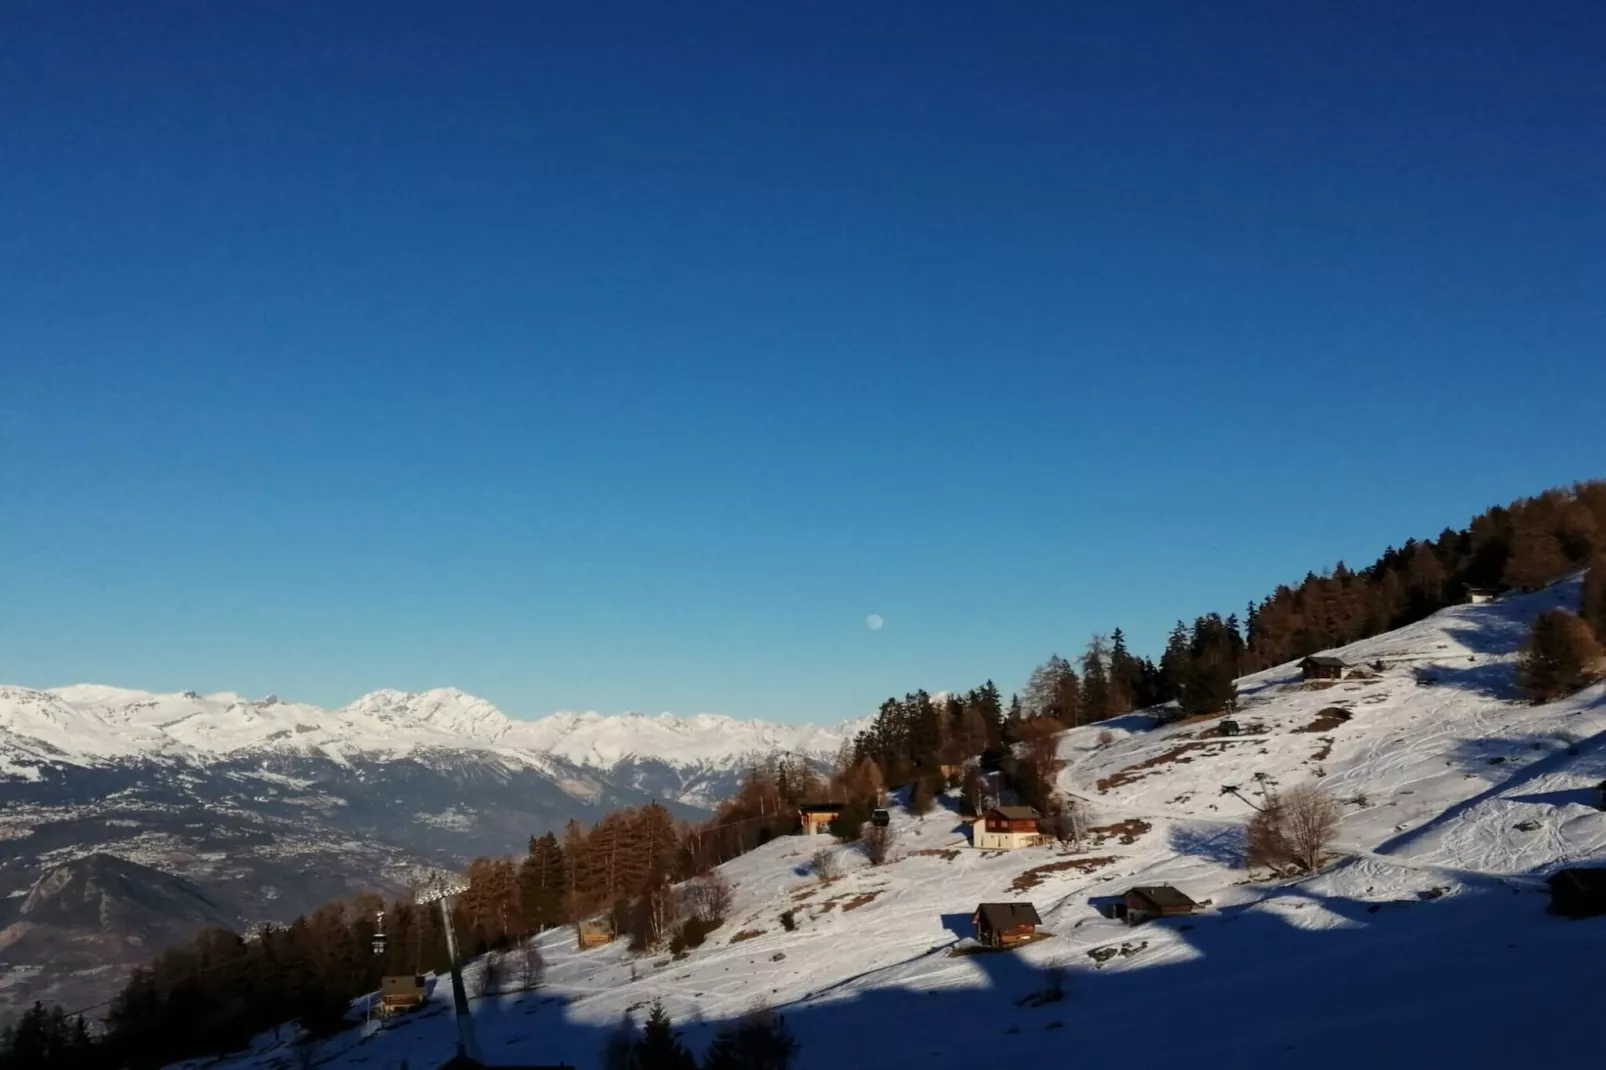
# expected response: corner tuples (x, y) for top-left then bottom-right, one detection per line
(3, 2), (1603, 724)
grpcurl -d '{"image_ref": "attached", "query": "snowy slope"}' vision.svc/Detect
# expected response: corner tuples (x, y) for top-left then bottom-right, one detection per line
(186, 578), (1606, 1070)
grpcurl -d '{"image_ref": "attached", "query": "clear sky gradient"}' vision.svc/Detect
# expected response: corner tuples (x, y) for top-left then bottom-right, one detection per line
(4, 3), (1603, 723)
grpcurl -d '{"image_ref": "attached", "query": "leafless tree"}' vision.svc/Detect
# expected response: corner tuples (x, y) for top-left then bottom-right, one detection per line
(517, 940), (544, 991)
(1050, 801), (1088, 852)
(475, 951), (501, 998)
(1282, 782), (1341, 872)
(861, 822), (896, 865)
(1245, 799), (1292, 873)
(810, 847), (839, 881)
(682, 871), (734, 925)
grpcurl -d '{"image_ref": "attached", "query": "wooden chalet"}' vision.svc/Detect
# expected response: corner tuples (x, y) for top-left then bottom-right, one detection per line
(377, 974), (427, 1018)
(971, 805), (1047, 851)
(973, 901), (1042, 948)
(577, 916), (616, 949)
(1123, 885), (1199, 925)
(1465, 586), (1500, 604)
(1547, 868), (1606, 918)
(1299, 655), (1347, 681)
(798, 802), (846, 836)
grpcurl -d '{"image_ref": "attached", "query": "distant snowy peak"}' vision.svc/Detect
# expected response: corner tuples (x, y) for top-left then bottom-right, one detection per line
(514, 709), (853, 770)
(339, 688), (516, 744)
(0, 684), (857, 777)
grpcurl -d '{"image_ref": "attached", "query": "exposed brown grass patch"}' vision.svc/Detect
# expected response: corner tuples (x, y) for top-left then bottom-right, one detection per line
(1087, 819), (1151, 846)
(1296, 707), (1353, 733)
(1097, 741), (1244, 792)
(1010, 855), (1118, 892)
(729, 929), (765, 944)
(1310, 736), (1335, 762)
(841, 891), (882, 912)
(911, 848), (962, 862)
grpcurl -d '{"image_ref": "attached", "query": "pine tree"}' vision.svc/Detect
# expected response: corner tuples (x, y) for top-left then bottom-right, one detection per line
(1107, 628), (1142, 714)
(518, 833), (568, 932)
(1080, 636), (1111, 724)
(632, 1001), (696, 1070)
(1158, 621), (1190, 704)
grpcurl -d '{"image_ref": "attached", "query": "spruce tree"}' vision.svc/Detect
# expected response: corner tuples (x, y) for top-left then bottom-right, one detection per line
(1080, 637), (1111, 724)
(633, 1001), (696, 1070)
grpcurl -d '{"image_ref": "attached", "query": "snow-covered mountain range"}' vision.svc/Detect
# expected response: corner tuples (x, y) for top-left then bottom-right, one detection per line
(0, 685), (854, 791)
(0, 688), (855, 1024)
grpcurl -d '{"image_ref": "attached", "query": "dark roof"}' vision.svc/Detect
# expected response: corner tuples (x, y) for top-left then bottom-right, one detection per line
(975, 902), (1042, 929)
(1126, 885), (1197, 910)
(1300, 655), (1347, 668)
(988, 805), (1042, 821)
(798, 802), (846, 813)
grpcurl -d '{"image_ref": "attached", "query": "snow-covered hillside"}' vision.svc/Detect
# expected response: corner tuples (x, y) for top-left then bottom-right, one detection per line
(189, 579), (1606, 1070)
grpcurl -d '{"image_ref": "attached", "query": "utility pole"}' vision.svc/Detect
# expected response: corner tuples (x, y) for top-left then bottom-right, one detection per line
(418, 871), (480, 1064)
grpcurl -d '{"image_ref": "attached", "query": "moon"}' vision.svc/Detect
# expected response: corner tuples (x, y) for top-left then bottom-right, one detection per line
(866, 614), (884, 631)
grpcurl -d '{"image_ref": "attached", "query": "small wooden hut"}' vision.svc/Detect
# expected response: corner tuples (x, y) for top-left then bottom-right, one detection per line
(798, 802), (846, 836)
(377, 974), (427, 1018)
(1123, 885), (1199, 925)
(1299, 655), (1347, 681)
(973, 902), (1042, 947)
(577, 916), (616, 949)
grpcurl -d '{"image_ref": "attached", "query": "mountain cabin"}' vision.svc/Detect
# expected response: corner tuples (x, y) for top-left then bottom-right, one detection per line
(1299, 655), (1347, 681)
(798, 802), (846, 836)
(577, 916), (616, 949)
(1465, 587), (1500, 604)
(377, 975), (426, 1018)
(973, 901), (1042, 947)
(971, 806), (1048, 850)
(1123, 885), (1200, 925)
(1547, 868), (1606, 918)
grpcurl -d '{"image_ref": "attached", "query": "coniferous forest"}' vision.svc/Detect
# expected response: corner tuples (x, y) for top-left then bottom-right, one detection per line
(3, 482), (1604, 1070)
